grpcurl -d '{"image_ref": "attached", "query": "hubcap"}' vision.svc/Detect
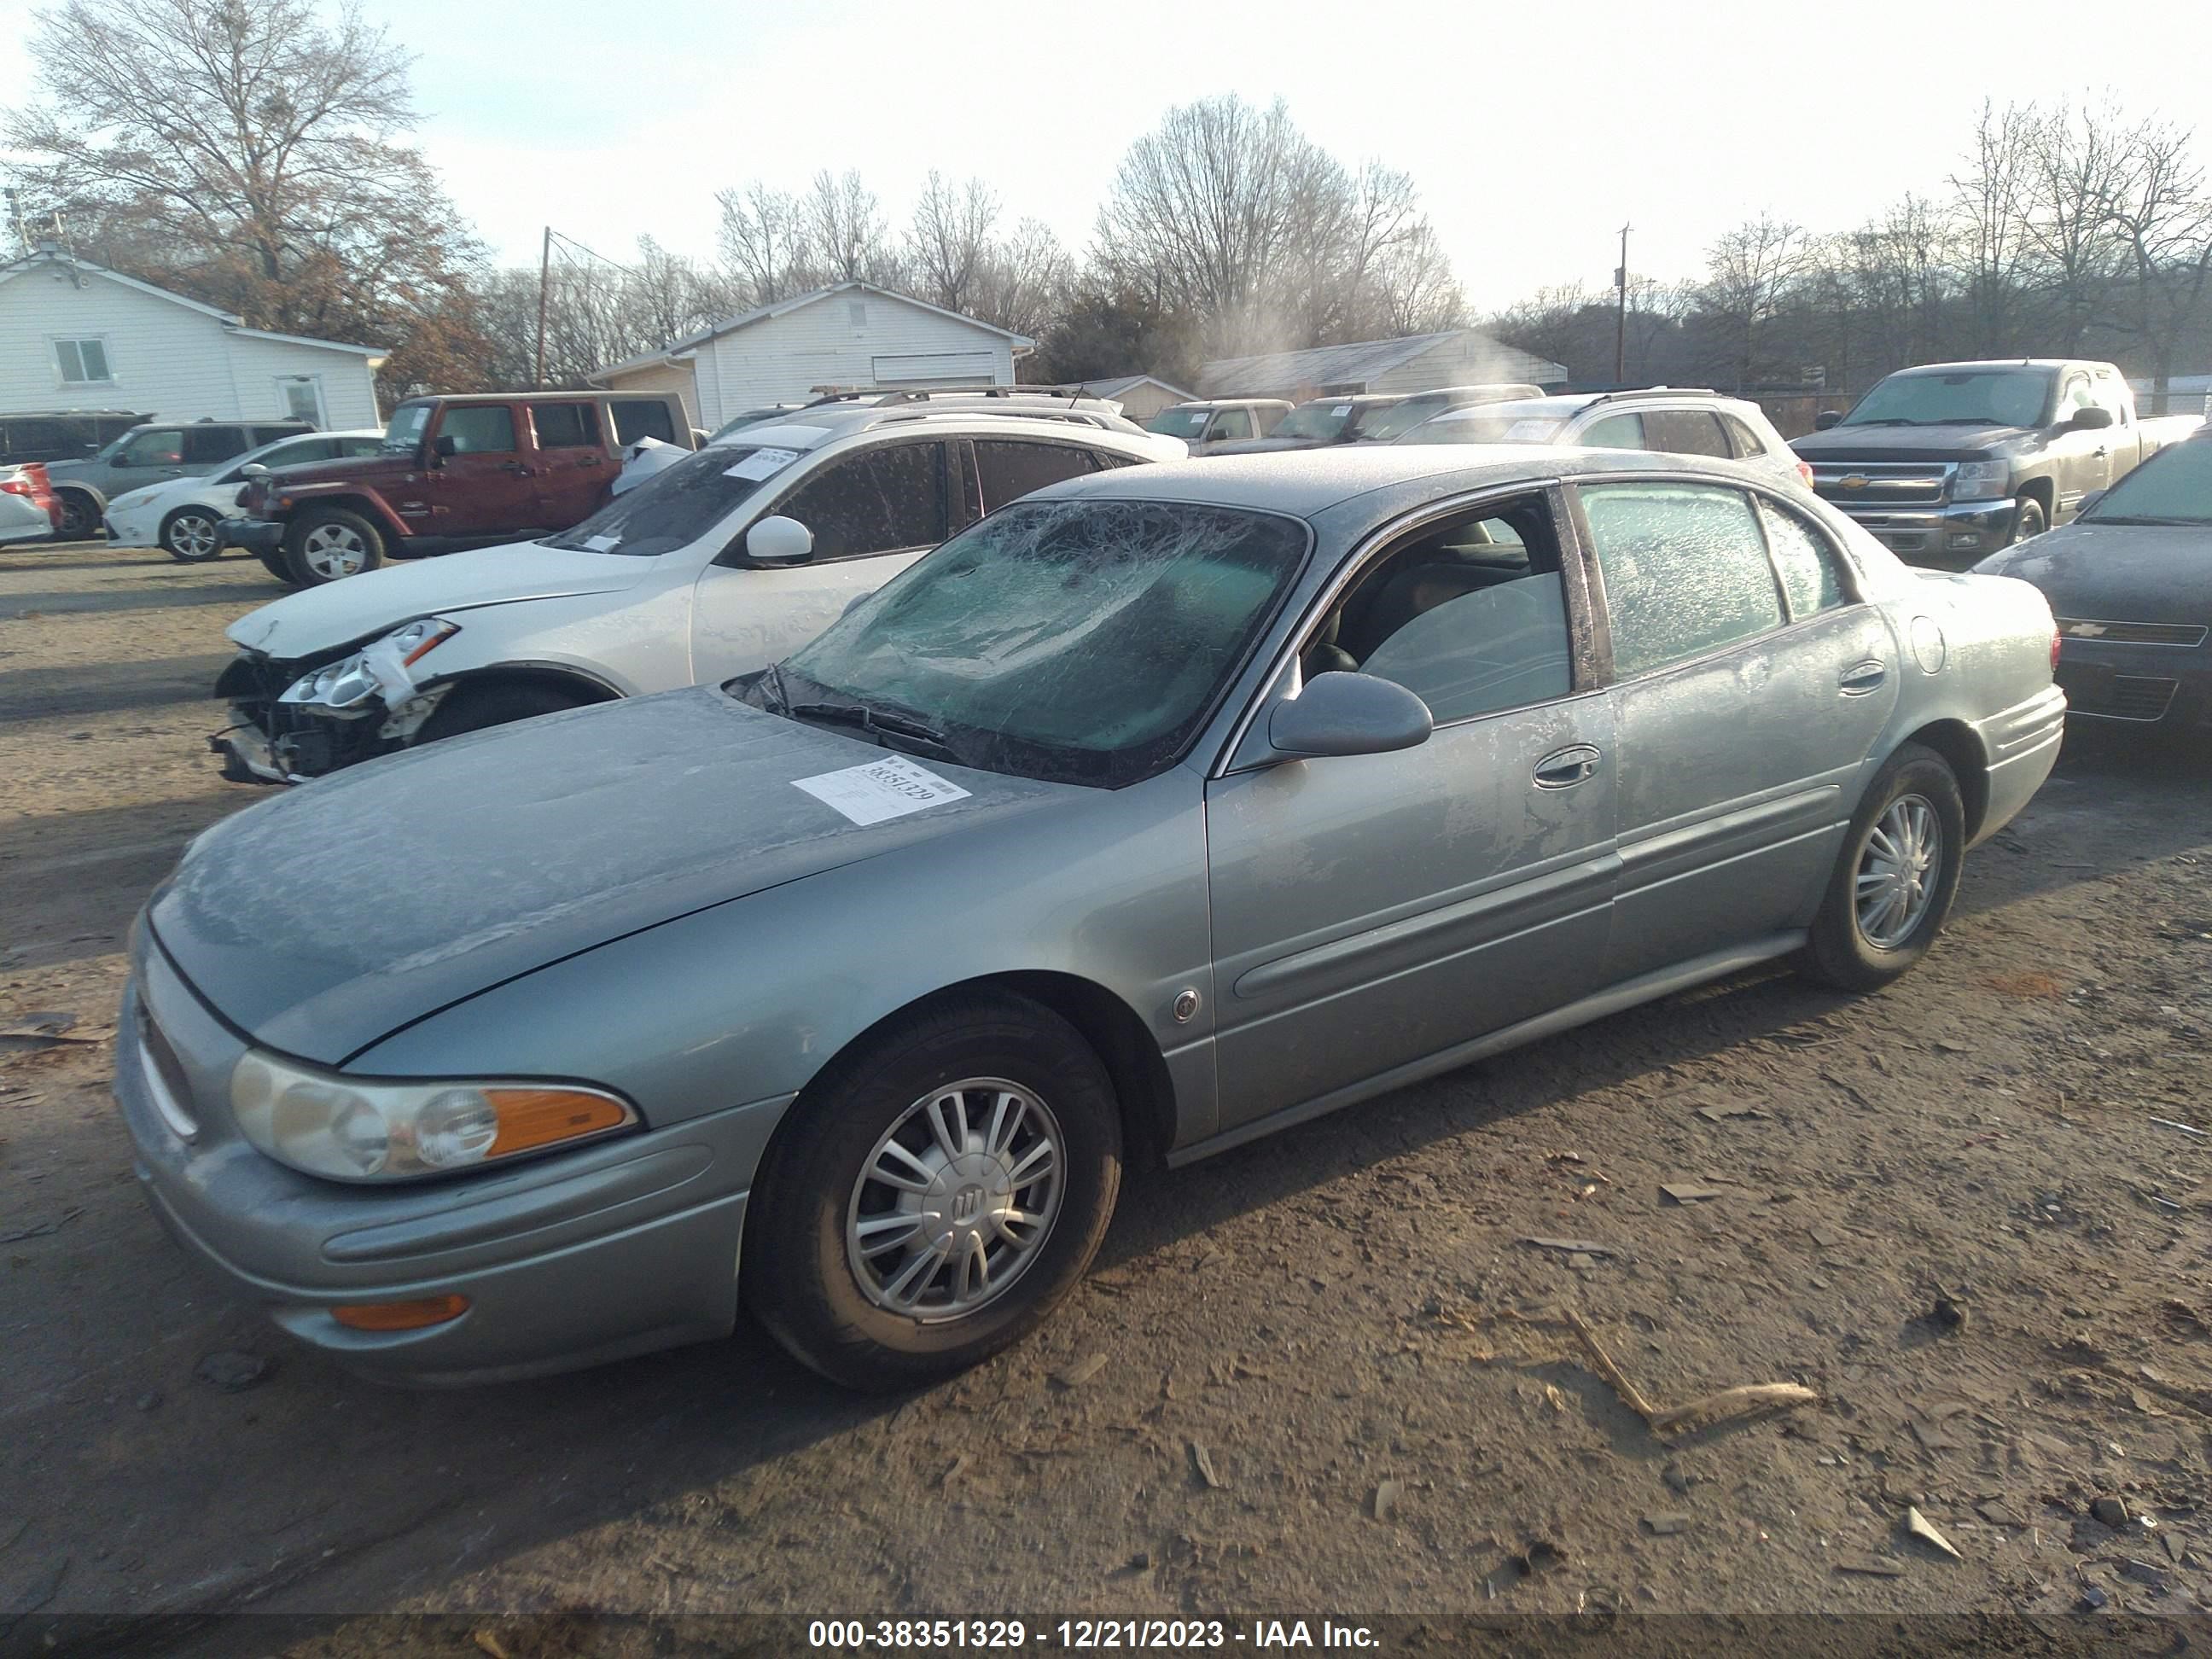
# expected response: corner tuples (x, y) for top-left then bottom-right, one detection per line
(1854, 793), (1940, 950)
(300, 523), (367, 579)
(846, 1078), (1063, 1323)
(169, 515), (218, 557)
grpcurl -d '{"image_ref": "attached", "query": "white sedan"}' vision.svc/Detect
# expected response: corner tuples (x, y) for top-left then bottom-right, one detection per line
(212, 410), (1184, 782)
(103, 430), (385, 561)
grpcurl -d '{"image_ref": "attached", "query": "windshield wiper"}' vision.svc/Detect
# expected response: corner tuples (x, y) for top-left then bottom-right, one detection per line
(786, 699), (962, 761)
(1845, 417), (1916, 427)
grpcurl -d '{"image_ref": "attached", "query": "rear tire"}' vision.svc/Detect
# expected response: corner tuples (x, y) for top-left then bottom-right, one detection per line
(742, 990), (1123, 1392)
(160, 506), (224, 562)
(282, 506), (384, 585)
(51, 489), (98, 542)
(415, 679), (595, 742)
(1797, 742), (1965, 992)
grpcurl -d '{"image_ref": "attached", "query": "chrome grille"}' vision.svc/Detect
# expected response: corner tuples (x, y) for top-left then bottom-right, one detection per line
(1810, 462), (1954, 506)
(2057, 617), (2209, 648)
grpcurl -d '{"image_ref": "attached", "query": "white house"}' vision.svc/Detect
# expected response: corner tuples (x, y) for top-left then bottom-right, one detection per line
(1080, 373), (1196, 422)
(590, 281), (1033, 431)
(0, 245), (384, 428)
(1199, 329), (1568, 401)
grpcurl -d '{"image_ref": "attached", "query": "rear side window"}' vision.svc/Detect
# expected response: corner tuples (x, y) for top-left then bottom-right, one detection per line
(440, 406), (517, 455)
(1721, 415), (1772, 459)
(533, 403), (602, 449)
(1759, 501), (1850, 617)
(773, 441), (947, 560)
(250, 425), (305, 446)
(974, 440), (1101, 513)
(1581, 412), (1645, 450)
(1643, 410), (1731, 458)
(183, 427), (252, 464)
(610, 399), (678, 445)
(1581, 482), (1784, 678)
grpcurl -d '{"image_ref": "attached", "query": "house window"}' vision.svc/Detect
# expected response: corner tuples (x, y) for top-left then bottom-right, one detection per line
(56, 339), (112, 384)
(276, 375), (325, 426)
(848, 300), (868, 327)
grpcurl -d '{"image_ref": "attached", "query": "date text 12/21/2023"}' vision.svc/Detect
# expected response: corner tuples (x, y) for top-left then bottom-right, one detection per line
(806, 1620), (1380, 1650)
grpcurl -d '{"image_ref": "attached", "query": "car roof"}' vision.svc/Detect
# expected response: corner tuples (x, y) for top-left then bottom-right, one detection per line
(1887, 359), (2080, 376)
(1027, 443), (1737, 519)
(725, 405), (1161, 450)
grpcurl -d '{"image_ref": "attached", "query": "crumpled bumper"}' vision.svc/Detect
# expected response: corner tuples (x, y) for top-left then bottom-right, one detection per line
(210, 638), (453, 783)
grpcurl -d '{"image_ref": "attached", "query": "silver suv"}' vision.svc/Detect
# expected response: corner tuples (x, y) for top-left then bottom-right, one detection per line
(46, 416), (314, 538)
(1398, 389), (1811, 486)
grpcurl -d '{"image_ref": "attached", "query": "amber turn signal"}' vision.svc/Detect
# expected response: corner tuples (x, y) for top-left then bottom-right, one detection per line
(331, 1294), (471, 1331)
(486, 1087), (631, 1156)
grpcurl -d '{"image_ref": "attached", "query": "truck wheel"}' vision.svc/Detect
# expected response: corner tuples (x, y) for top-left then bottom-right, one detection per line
(51, 489), (98, 542)
(1797, 742), (1965, 992)
(160, 507), (224, 562)
(416, 680), (596, 742)
(742, 989), (1123, 1391)
(255, 544), (298, 585)
(2009, 496), (2046, 544)
(282, 507), (385, 585)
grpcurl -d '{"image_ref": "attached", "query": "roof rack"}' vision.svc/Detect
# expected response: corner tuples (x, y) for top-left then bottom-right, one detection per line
(804, 385), (1112, 408)
(1573, 385), (1724, 407)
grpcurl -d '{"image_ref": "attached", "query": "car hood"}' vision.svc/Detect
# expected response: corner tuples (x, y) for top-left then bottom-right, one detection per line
(226, 543), (653, 660)
(1975, 521), (2212, 623)
(268, 451), (416, 488)
(149, 687), (1075, 1064)
(1791, 423), (2029, 462)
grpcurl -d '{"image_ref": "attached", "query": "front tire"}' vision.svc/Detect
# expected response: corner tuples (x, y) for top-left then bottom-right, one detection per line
(2009, 495), (2046, 544)
(160, 507), (224, 562)
(282, 507), (384, 585)
(415, 679), (594, 743)
(743, 991), (1123, 1391)
(1798, 742), (1965, 992)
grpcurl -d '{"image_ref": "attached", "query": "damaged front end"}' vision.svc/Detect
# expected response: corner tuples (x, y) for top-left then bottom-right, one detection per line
(212, 620), (459, 784)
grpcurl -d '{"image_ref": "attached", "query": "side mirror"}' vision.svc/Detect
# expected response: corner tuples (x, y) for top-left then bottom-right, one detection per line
(433, 434), (457, 458)
(240, 463), (271, 479)
(1268, 672), (1433, 760)
(2069, 405), (2115, 430)
(2076, 488), (2106, 517)
(1813, 410), (1843, 430)
(746, 515), (814, 565)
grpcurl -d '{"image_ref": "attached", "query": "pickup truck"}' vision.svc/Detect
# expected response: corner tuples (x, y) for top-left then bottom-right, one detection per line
(1792, 358), (2201, 568)
(225, 389), (694, 587)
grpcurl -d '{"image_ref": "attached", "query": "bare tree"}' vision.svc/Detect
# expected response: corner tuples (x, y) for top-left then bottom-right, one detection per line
(2019, 96), (2133, 352)
(906, 172), (999, 314)
(2098, 115), (2212, 410)
(716, 181), (818, 308)
(1371, 221), (1464, 336)
(970, 217), (1074, 343)
(1701, 214), (1813, 387)
(1948, 99), (2038, 354)
(805, 167), (894, 285)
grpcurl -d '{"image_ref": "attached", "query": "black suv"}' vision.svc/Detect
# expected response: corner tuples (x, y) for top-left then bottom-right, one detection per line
(0, 410), (150, 469)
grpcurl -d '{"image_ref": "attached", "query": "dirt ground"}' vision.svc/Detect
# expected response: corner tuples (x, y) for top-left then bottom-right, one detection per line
(3, 541), (2209, 1648)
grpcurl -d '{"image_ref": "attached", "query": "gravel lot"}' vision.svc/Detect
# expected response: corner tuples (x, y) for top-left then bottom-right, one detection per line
(2, 542), (2209, 1646)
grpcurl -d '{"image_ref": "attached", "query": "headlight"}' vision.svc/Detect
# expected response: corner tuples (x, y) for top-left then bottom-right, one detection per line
(229, 1050), (637, 1182)
(381, 617), (458, 666)
(1953, 460), (2011, 501)
(282, 654), (378, 708)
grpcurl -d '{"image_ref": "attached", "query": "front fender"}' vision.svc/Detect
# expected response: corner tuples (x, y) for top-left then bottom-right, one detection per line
(281, 486), (410, 544)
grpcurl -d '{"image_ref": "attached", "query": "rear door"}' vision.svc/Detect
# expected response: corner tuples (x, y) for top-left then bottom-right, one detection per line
(1577, 477), (1897, 982)
(690, 438), (952, 683)
(527, 400), (614, 528)
(420, 403), (538, 536)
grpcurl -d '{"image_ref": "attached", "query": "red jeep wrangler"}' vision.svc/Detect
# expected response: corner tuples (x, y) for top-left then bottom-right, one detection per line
(227, 390), (694, 586)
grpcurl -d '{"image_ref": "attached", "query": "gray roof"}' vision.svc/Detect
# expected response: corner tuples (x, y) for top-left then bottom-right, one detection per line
(1082, 373), (1196, 401)
(1197, 329), (1567, 399)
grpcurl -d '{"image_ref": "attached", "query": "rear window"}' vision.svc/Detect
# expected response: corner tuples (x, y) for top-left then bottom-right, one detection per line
(610, 399), (678, 445)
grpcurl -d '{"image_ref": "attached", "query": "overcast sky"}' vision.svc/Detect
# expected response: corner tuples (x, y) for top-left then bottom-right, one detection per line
(11, 0), (2212, 314)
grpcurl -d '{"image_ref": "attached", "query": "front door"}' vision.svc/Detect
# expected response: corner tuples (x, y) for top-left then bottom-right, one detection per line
(1203, 488), (1619, 1133)
(419, 403), (538, 538)
(1578, 479), (1900, 983)
(690, 438), (952, 683)
(527, 400), (614, 528)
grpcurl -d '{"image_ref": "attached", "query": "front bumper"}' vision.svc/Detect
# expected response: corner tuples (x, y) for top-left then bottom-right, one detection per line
(1822, 498), (2018, 568)
(2053, 637), (2212, 727)
(115, 937), (787, 1385)
(102, 503), (161, 548)
(210, 642), (453, 783)
(222, 516), (286, 558)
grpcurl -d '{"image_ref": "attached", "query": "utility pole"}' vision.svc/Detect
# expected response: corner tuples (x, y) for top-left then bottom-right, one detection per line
(534, 225), (553, 390)
(1614, 223), (1631, 385)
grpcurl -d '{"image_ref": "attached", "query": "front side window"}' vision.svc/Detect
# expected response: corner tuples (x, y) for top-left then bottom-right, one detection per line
(1582, 482), (1784, 679)
(55, 338), (111, 383)
(1759, 499), (1850, 617)
(1644, 409), (1732, 458)
(439, 405), (517, 455)
(974, 440), (1100, 514)
(768, 499), (1308, 787)
(1210, 408), (1254, 441)
(182, 426), (251, 465)
(117, 428), (183, 466)
(533, 403), (602, 450)
(772, 441), (946, 560)
(1309, 495), (1574, 725)
(1581, 412), (1645, 450)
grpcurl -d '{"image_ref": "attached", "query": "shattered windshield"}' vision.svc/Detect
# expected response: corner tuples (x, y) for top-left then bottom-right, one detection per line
(1842, 370), (2051, 428)
(542, 445), (790, 556)
(382, 403), (432, 452)
(1144, 407), (1212, 439)
(758, 498), (1309, 787)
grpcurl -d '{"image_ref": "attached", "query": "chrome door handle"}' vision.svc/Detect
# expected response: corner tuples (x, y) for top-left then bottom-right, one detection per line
(1840, 660), (1888, 695)
(1533, 744), (1602, 789)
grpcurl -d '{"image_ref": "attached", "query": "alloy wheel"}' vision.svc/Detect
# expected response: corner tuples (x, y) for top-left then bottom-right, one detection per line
(166, 513), (219, 558)
(1854, 794), (1940, 950)
(300, 522), (370, 579)
(844, 1077), (1064, 1322)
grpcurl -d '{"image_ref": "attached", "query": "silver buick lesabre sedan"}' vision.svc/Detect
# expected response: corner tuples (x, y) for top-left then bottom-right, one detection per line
(116, 446), (2066, 1389)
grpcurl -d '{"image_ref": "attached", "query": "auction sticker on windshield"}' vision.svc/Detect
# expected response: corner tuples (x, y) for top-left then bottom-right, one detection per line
(793, 755), (972, 826)
(726, 447), (801, 481)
